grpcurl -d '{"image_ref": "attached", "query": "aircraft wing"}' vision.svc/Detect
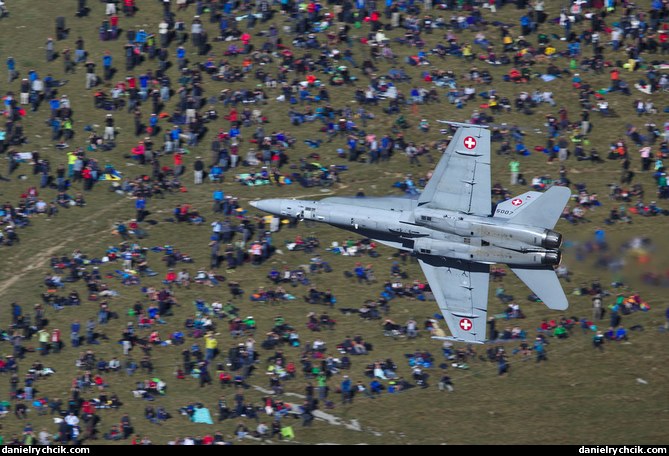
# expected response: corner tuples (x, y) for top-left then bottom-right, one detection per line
(418, 255), (490, 344)
(418, 125), (491, 216)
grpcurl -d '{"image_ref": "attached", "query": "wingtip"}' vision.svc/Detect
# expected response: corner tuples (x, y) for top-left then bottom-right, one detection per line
(547, 300), (569, 311)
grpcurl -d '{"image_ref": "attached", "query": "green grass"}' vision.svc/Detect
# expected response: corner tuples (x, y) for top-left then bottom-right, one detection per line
(0, 0), (668, 445)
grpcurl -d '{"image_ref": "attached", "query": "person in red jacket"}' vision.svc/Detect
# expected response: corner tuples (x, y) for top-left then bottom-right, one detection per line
(51, 329), (61, 353)
(82, 166), (94, 191)
(123, 0), (135, 17)
(164, 268), (176, 288)
(173, 151), (184, 176)
(131, 141), (146, 164)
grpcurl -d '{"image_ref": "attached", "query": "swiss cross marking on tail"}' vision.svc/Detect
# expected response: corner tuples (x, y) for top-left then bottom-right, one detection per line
(463, 136), (477, 149)
(459, 318), (473, 331)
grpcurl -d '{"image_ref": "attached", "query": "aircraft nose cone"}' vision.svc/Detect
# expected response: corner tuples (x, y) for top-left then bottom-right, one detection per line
(249, 199), (284, 216)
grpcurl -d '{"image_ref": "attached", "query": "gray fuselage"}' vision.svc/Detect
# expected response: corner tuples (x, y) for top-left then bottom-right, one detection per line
(251, 196), (561, 267)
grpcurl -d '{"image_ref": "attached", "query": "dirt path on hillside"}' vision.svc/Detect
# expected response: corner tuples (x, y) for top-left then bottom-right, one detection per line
(0, 198), (131, 295)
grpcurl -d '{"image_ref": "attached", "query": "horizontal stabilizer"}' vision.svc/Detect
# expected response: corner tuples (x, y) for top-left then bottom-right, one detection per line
(505, 186), (571, 230)
(510, 266), (568, 310)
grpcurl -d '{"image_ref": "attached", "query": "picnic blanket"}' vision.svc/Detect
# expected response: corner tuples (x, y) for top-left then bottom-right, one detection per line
(191, 407), (214, 424)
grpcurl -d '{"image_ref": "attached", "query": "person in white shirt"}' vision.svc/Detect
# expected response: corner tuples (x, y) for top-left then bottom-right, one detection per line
(38, 428), (51, 445)
(64, 412), (79, 426)
(35, 199), (47, 214)
(109, 357), (121, 371)
(312, 339), (326, 352)
(611, 28), (622, 51)
(211, 301), (223, 316)
(406, 319), (418, 338)
(176, 269), (190, 288)
(182, 436), (195, 445)
(531, 176), (543, 190)
(542, 91), (556, 106)
(597, 100), (609, 115)
(256, 422), (269, 437)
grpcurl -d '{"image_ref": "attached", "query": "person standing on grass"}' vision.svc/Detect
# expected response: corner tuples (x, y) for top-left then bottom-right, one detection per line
(592, 294), (604, 320)
(341, 375), (352, 404)
(135, 196), (146, 222)
(174, 151), (184, 177)
(105, 0), (117, 16)
(103, 51), (113, 81)
(6, 56), (16, 83)
(593, 331), (605, 351)
(85, 60), (97, 89)
(509, 158), (520, 185)
(45, 38), (54, 62)
(194, 156), (204, 184)
(534, 337), (547, 363)
(104, 114), (114, 141)
(120, 413), (133, 439)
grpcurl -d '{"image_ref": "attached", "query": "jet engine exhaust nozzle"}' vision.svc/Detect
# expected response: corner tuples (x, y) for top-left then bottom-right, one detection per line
(543, 230), (562, 249)
(541, 251), (561, 265)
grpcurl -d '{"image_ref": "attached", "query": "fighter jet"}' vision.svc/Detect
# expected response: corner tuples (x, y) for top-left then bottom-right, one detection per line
(250, 122), (571, 343)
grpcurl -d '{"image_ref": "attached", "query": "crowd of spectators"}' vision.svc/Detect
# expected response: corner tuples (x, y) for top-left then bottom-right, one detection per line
(0, 0), (667, 445)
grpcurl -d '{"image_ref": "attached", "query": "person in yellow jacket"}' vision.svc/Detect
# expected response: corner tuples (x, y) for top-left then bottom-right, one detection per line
(462, 43), (473, 61)
(38, 328), (50, 355)
(66, 150), (78, 178)
(205, 332), (218, 361)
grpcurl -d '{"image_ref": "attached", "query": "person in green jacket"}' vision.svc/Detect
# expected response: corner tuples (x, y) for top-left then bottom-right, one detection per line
(553, 325), (568, 339)
(509, 158), (520, 185)
(317, 372), (328, 400)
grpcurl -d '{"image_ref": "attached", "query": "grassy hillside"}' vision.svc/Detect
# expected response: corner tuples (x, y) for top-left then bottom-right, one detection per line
(0, 0), (668, 445)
